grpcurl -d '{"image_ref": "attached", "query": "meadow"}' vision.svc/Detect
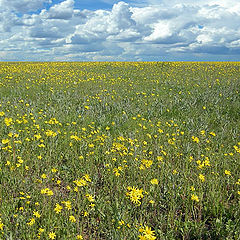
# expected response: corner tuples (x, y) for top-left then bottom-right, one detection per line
(0, 62), (239, 240)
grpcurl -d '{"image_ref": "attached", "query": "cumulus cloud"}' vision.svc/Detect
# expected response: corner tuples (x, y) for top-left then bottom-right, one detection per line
(0, 0), (51, 13)
(41, 0), (74, 19)
(0, 0), (240, 61)
(66, 2), (138, 45)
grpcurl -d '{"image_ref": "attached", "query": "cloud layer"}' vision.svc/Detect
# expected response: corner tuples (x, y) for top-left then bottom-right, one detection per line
(1, 0), (240, 61)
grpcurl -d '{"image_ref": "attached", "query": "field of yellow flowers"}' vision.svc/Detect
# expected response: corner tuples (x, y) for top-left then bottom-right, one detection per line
(0, 62), (239, 239)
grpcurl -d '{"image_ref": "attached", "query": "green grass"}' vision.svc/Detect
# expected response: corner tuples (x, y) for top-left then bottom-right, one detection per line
(0, 62), (240, 239)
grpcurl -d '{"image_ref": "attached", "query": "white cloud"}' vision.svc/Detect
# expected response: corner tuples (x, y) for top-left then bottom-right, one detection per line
(66, 2), (138, 44)
(144, 21), (174, 42)
(41, 0), (74, 19)
(107, 29), (140, 41)
(0, 0), (51, 13)
(108, 1), (136, 33)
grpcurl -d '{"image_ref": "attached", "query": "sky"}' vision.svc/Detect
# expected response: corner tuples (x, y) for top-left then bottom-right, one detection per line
(1, 0), (240, 61)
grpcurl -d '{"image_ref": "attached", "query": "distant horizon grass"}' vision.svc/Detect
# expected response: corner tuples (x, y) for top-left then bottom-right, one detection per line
(0, 62), (239, 239)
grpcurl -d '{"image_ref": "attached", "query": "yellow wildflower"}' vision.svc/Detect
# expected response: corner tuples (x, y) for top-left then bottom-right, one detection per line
(41, 188), (53, 196)
(41, 173), (47, 179)
(73, 179), (87, 187)
(192, 136), (199, 143)
(69, 215), (76, 223)
(0, 221), (4, 230)
(150, 179), (158, 185)
(138, 226), (156, 240)
(48, 232), (56, 239)
(86, 194), (95, 202)
(33, 210), (41, 218)
(54, 203), (63, 214)
(199, 174), (205, 182)
(4, 117), (13, 126)
(2, 139), (10, 144)
(27, 218), (35, 226)
(225, 170), (231, 176)
(126, 186), (144, 206)
(191, 194), (199, 202)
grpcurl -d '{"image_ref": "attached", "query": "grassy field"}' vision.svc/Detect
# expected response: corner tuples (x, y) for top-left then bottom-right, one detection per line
(0, 62), (240, 240)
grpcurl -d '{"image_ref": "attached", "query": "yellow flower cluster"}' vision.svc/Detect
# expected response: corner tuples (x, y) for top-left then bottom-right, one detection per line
(126, 186), (144, 206)
(138, 226), (156, 240)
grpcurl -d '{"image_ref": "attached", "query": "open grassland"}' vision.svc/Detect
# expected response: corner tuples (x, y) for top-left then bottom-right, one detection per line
(0, 62), (240, 240)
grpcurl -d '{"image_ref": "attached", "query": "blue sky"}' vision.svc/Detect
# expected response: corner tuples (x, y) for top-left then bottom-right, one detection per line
(0, 0), (240, 61)
(48, 0), (117, 11)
